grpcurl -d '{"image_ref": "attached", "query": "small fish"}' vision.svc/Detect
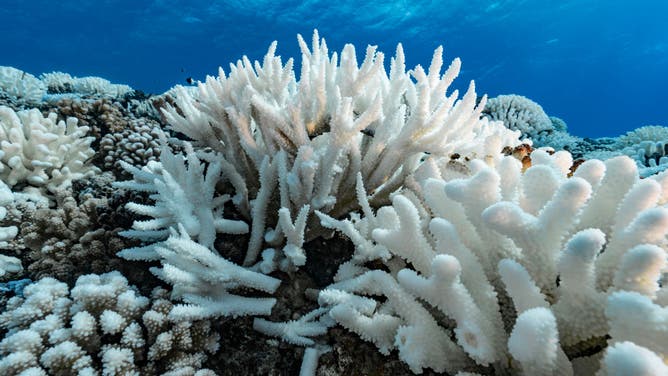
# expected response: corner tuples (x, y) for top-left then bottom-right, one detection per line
(186, 77), (194, 85)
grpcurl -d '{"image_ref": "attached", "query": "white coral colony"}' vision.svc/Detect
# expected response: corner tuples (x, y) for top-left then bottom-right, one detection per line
(112, 31), (668, 375)
(116, 29), (520, 334)
(158, 30), (522, 268)
(0, 106), (98, 193)
(308, 151), (668, 374)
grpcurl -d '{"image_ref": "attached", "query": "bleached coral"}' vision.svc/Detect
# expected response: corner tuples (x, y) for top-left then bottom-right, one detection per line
(0, 272), (218, 375)
(483, 94), (553, 140)
(71, 76), (133, 98)
(0, 180), (21, 277)
(618, 125), (668, 146)
(552, 124), (668, 178)
(0, 28), (666, 376)
(148, 225), (281, 319)
(115, 139), (250, 259)
(38, 72), (75, 94)
(619, 139), (668, 177)
(599, 341), (668, 376)
(482, 95), (589, 153)
(112, 31), (526, 334)
(115, 131), (283, 320)
(0, 66), (46, 105)
(278, 151), (668, 374)
(0, 106), (98, 193)
(0, 181), (18, 246)
(582, 125), (668, 178)
(40, 71), (133, 97)
(160, 30), (521, 268)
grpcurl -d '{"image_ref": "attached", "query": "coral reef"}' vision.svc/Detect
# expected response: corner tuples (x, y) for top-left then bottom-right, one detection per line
(160, 31), (521, 271)
(0, 31), (666, 375)
(42, 98), (130, 141)
(12, 188), (125, 283)
(485, 94), (668, 178)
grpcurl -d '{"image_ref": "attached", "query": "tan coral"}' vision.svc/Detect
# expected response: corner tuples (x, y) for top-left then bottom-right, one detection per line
(99, 118), (162, 177)
(8, 182), (129, 283)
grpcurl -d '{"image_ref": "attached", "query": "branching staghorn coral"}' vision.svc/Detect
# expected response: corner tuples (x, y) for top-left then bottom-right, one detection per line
(0, 272), (218, 375)
(260, 151), (668, 374)
(113, 31), (522, 337)
(159, 30), (521, 269)
(0, 28), (664, 376)
(115, 140), (250, 258)
(115, 140), (280, 318)
(21, 30), (663, 374)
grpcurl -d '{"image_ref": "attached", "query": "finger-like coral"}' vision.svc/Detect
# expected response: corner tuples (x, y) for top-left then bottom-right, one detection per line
(303, 151), (668, 374)
(113, 32), (524, 346)
(115, 140), (250, 260)
(4, 30), (666, 376)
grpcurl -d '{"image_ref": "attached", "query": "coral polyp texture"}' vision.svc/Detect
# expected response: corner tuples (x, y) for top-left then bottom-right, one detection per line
(0, 272), (218, 375)
(0, 31), (667, 375)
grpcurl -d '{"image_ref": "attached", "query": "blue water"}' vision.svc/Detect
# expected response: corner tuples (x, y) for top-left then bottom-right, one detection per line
(2, 0), (666, 138)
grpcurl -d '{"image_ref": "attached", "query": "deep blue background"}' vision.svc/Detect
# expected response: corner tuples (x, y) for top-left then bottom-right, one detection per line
(1, 0), (666, 138)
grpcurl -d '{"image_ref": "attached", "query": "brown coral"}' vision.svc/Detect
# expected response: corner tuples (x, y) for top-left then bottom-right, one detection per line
(2, 173), (155, 286)
(502, 143), (534, 171)
(99, 118), (162, 178)
(15, 190), (125, 284)
(41, 98), (130, 141)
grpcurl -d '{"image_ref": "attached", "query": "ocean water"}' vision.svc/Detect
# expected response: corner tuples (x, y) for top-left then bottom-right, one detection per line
(1, 0), (666, 138)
